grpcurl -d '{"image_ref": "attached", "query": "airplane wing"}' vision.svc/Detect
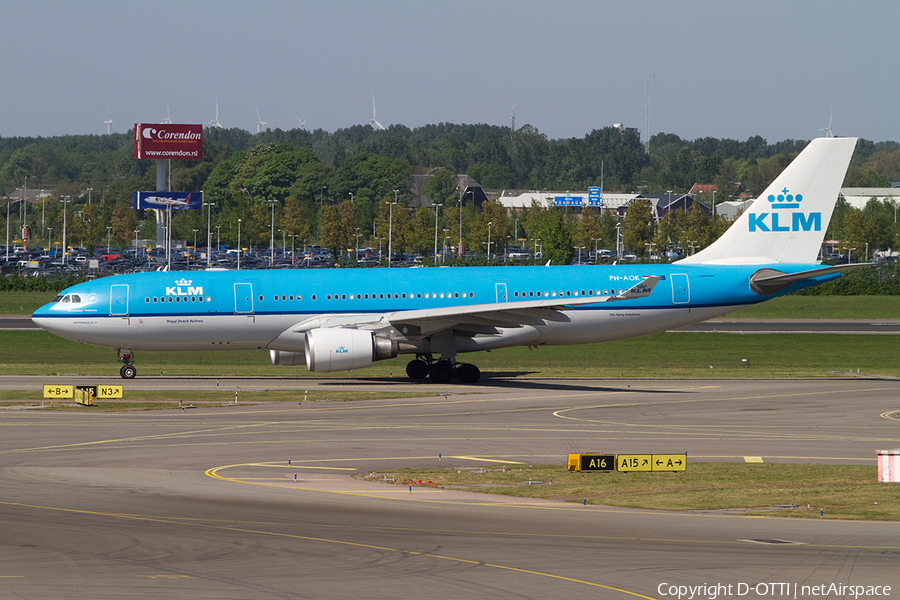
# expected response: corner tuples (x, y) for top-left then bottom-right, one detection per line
(268, 276), (660, 348)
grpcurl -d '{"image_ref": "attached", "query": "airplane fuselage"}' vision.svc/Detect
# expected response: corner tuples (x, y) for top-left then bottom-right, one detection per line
(32, 263), (834, 352)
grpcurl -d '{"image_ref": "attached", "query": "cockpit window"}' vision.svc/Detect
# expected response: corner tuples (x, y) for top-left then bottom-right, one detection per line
(61, 295), (70, 303)
(71, 295), (81, 304)
(53, 295), (63, 303)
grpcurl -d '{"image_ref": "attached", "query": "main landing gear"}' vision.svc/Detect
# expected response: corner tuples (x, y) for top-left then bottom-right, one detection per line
(406, 356), (481, 384)
(118, 348), (136, 379)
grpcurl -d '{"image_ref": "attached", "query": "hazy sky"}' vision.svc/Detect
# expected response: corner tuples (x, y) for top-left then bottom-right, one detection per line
(3, 1), (898, 143)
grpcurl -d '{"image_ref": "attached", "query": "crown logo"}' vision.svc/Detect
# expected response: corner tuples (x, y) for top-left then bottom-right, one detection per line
(767, 187), (802, 210)
(175, 278), (192, 286)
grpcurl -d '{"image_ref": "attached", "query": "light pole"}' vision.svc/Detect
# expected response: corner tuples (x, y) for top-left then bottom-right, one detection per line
(443, 228), (449, 263)
(47, 227), (53, 257)
(387, 190), (398, 268)
(458, 189), (473, 256)
(268, 199), (277, 266)
(237, 219), (242, 270)
(86, 187), (92, 206)
(5, 196), (9, 260)
(433, 203), (442, 263)
(486, 221), (493, 259)
(216, 225), (221, 253)
(133, 229), (139, 260)
(61, 196), (71, 265)
(320, 186), (327, 207)
(22, 176), (27, 250)
(615, 222), (621, 260)
(289, 234), (297, 265)
(354, 227), (361, 265)
(40, 189), (45, 243)
(107, 226), (112, 252)
(203, 200), (215, 269)
(192, 229), (198, 259)
(592, 237), (602, 262)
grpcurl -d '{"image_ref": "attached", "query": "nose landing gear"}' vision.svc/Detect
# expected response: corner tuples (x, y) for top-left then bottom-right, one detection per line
(117, 348), (136, 379)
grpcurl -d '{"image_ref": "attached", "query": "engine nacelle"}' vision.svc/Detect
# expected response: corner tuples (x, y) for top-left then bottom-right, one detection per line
(304, 329), (397, 372)
(269, 350), (305, 366)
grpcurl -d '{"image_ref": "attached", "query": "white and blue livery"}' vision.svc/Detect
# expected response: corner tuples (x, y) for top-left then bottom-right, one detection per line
(32, 137), (860, 383)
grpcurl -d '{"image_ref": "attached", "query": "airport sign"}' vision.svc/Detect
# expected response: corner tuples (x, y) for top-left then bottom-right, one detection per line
(651, 454), (686, 471)
(569, 454), (615, 471)
(617, 454), (652, 472)
(134, 123), (202, 160)
(43, 384), (73, 399)
(134, 191), (203, 210)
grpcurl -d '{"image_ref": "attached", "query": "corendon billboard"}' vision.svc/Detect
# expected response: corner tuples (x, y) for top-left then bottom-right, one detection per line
(134, 123), (202, 160)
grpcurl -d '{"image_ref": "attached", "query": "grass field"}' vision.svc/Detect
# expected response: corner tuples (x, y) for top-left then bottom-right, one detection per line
(373, 463), (893, 520)
(2, 328), (896, 379)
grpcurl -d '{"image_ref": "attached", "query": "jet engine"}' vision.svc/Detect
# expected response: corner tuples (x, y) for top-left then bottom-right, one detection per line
(304, 328), (397, 372)
(269, 350), (305, 366)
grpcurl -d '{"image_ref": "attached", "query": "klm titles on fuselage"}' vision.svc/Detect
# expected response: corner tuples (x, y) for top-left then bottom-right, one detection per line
(165, 279), (203, 296)
(748, 188), (821, 232)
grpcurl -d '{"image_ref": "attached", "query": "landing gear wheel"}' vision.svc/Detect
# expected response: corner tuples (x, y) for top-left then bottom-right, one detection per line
(406, 359), (430, 380)
(120, 364), (136, 379)
(429, 361), (453, 384)
(456, 363), (481, 384)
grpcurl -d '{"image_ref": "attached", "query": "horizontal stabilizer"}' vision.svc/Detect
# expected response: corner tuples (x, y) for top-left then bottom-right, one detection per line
(749, 263), (872, 296)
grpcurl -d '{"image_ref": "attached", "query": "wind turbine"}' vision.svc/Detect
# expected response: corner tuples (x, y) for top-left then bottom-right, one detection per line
(295, 116), (307, 130)
(161, 102), (172, 124)
(209, 95), (223, 129)
(104, 101), (113, 134)
(820, 109), (834, 138)
(255, 108), (267, 133)
(369, 94), (385, 130)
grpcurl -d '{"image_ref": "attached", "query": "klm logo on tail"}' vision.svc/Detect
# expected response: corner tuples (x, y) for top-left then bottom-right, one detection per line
(748, 188), (821, 233)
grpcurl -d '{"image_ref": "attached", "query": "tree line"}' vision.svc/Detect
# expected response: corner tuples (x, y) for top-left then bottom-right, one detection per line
(2, 123), (900, 263)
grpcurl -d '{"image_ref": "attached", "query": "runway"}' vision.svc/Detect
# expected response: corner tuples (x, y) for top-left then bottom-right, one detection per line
(1, 377), (899, 598)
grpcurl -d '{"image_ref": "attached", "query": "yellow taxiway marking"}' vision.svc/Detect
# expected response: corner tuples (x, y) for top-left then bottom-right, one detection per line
(743, 456), (764, 463)
(880, 410), (900, 421)
(0, 499), (658, 600)
(451, 456), (524, 464)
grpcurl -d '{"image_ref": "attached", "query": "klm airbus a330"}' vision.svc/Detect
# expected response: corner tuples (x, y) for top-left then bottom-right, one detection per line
(33, 137), (860, 383)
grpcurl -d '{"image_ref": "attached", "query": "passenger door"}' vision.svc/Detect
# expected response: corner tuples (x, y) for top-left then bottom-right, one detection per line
(110, 284), (129, 315)
(234, 283), (254, 313)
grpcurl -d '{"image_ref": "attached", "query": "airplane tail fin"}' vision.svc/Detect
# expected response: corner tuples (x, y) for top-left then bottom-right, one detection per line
(678, 137), (857, 265)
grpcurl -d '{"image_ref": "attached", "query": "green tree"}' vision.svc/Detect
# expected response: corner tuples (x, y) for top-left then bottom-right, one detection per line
(110, 203), (135, 247)
(622, 199), (654, 256)
(281, 196), (311, 246)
